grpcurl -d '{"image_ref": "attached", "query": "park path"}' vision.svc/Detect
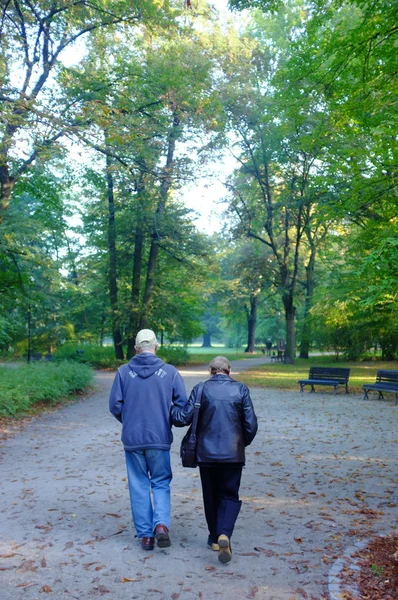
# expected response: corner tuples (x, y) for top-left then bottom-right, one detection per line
(0, 358), (397, 600)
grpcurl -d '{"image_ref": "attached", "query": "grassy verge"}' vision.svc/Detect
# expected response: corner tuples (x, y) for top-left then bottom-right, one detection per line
(186, 351), (261, 365)
(0, 361), (94, 417)
(235, 355), (398, 394)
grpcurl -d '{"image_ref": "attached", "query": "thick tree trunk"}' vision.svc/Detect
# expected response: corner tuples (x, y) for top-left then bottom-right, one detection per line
(283, 294), (296, 364)
(299, 248), (316, 359)
(202, 332), (212, 347)
(245, 294), (258, 353)
(106, 152), (124, 360)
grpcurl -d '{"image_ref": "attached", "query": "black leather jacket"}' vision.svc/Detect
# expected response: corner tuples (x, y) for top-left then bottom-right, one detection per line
(172, 374), (258, 464)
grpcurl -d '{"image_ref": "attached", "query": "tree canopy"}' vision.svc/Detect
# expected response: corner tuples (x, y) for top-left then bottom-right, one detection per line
(1, 0), (396, 363)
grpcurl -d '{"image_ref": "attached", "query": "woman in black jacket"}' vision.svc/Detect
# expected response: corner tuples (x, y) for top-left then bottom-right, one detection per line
(173, 356), (258, 563)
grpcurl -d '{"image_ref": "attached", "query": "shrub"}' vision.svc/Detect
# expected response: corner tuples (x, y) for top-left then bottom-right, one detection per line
(54, 344), (123, 369)
(0, 361), (94, 417)
(157, 346), (190, 366)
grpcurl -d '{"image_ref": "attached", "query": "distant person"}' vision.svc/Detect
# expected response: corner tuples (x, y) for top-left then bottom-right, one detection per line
(172, 356), (258, 564)
(265, 339), (272, 356)
(109, 329), (187, 551)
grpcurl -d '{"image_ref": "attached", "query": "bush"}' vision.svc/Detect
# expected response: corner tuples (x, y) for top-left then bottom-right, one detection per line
(157, 346), (190, 366)
(53, 343), (190, 368)
(0, 361), (94, 417)
(54, 344), (123, 369)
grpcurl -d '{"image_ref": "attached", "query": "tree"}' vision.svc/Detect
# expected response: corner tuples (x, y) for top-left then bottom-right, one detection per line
(217, 12), (336, 363)
(0, 0), (172, 220)
(58, 12), (226, 357)
(219, 239), (272, 353)
(0, 163), (76, 355)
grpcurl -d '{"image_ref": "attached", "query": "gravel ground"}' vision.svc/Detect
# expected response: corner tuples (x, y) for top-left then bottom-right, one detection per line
(0, 358), (397, 600)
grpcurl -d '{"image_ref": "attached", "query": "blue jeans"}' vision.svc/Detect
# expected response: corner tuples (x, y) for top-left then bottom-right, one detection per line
(125, 449), (172, 539)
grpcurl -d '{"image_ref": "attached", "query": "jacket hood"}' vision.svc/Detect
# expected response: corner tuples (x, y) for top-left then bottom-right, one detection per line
(128, 352), (165, 379)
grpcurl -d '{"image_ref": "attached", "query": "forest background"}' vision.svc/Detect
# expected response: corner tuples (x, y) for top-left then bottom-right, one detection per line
(1, 0), (397, 370)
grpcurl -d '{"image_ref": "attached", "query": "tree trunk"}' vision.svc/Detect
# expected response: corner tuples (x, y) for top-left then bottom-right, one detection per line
(245, 293), (258, 353)
(283, 294), (296, 364)
(202, 332), (212, 347)
(0, 165), (15, 221)
(106, 151), (124, 360)
(299, 247), (316, 359)
(138, 239), (158, 331)
(127, 211), (144, 358)
(99, 311), (106, 347)
(139, 112), (180, 329)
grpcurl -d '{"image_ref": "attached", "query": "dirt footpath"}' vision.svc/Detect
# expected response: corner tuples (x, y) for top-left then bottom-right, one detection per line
(0, 359), (397, 600)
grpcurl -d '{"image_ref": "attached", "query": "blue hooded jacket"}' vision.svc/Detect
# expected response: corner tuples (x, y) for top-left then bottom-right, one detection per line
(109, 352), (187, 451)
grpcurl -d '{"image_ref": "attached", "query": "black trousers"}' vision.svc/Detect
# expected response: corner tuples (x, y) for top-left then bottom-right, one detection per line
(199, 465), (242, 541)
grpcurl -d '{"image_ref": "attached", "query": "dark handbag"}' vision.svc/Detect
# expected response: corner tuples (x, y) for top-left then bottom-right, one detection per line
(180, 382), (204, 468)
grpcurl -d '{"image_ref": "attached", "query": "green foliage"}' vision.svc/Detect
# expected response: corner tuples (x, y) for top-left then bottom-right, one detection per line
(157, 346), (190, 366)
(311, 302), (370, 361)
(371, 564), (383, 578)
(1, 0), (397, 366)
(54, 343), (190, 367)
(0, 362), (93, 417)
(54, 344), (123, 369)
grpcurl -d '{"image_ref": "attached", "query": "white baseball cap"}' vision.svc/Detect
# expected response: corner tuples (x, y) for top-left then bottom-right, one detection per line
(135, 329), (158, 347)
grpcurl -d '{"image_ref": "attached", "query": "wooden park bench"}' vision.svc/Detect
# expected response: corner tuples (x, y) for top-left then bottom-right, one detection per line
(271, 350), (285, 363)
(298, 366), (350, 395)
(362, 370), (398, 405)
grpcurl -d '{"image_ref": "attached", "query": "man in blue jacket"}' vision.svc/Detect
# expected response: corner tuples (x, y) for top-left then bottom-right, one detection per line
(109, 329), (187, 551)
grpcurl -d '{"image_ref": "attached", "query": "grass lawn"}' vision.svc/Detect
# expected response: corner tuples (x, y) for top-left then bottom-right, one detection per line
(184, 344), (263, 364)
(234, 355), (398, 395)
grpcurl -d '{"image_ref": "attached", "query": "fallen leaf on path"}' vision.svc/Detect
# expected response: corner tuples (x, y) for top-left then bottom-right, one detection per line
(83, 562), (98, 569)
(40, 585), (53, 593)
(64, 541), (74, 550)
(121, 577), (142, 582)
(18, 560), (37, 572)
(254, 547), (275, 557)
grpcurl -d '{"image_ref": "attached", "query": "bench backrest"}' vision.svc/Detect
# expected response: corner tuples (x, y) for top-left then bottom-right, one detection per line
(309, 367), (350, 382)
(376, 370), (398, 384)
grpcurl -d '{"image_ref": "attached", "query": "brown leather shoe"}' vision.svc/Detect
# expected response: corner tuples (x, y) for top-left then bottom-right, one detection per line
(155, 524), (171, 548)
(141, 536), (154, 551)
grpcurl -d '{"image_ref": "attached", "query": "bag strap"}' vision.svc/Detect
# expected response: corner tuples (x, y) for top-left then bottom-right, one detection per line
(190, 381), (204, 436)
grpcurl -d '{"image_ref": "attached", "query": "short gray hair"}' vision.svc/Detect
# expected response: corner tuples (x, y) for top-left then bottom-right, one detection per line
(209, 356), (231, 375)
